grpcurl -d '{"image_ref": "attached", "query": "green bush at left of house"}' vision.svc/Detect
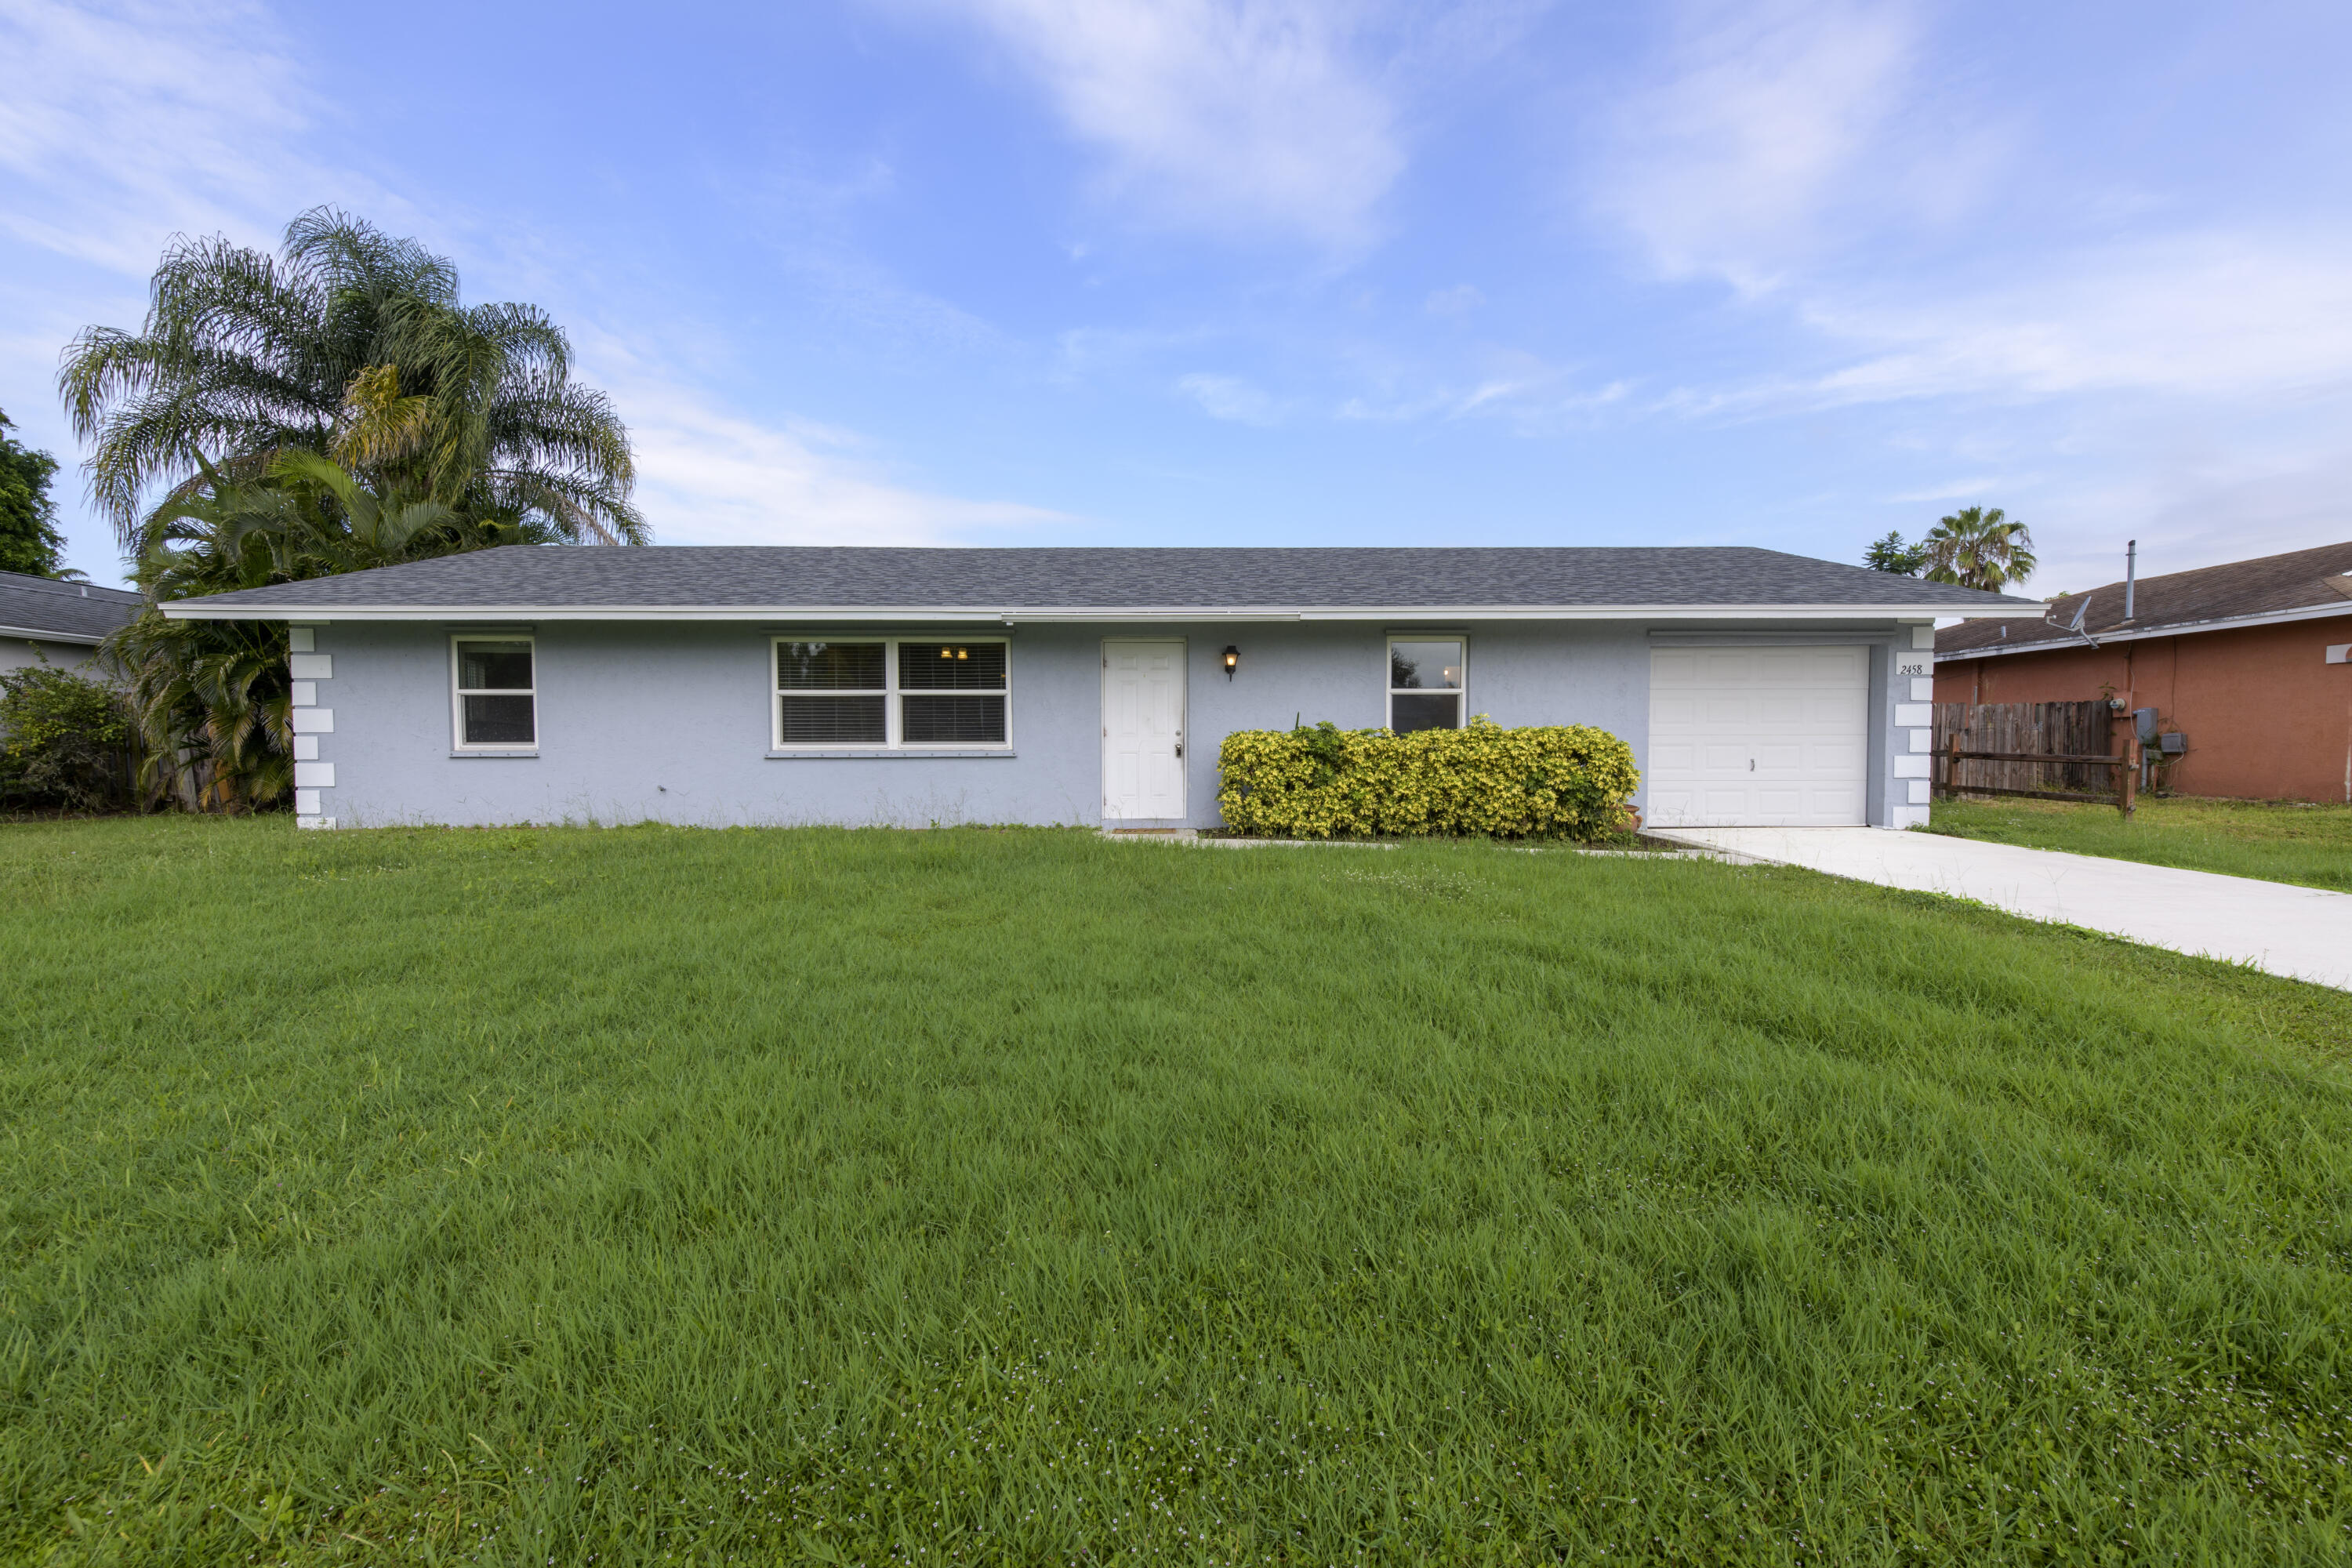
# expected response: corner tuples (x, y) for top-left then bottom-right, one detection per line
(0, 662), (132, 812)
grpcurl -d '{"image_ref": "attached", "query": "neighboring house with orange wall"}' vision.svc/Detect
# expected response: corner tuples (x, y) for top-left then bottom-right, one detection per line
(1933, 542), (2352, 802)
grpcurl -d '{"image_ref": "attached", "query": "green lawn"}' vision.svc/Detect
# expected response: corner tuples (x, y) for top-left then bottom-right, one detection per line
(4, 818), (2350, 1566)
(1925, 794), (2352, 891)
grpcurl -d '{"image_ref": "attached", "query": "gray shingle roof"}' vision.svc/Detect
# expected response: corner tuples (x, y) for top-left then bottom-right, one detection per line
(0, 571), (143, 643)
(169, 545), (2032, 615)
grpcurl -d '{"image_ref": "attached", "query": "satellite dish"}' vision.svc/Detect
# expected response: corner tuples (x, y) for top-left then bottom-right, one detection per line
(2042, 596), (2097, 647)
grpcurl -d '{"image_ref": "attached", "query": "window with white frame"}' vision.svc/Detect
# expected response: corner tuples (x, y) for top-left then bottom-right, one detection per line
(452, 637), (535, 748)
(1387, 637), (1466, 734)
(774, 638), (1009, 749)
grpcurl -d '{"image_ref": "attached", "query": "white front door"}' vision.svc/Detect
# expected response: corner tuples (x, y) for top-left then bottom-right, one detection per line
(1103, 640), (1187, 822)
(1647, 646), (1869, 826)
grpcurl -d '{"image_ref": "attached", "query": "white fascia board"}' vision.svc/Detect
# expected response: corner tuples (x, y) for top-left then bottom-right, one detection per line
(0, 624), (105, 644)
(1933, 598), (2352, 662)
(1293, 602), (2045, 621)
(160, 604), (1022, 622)
(162, 600), (2046, 624)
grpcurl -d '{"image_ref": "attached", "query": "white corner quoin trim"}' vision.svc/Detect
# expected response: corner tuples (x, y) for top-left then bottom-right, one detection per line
(288, 626), (337, 829)
(161, 599), (2050, 625)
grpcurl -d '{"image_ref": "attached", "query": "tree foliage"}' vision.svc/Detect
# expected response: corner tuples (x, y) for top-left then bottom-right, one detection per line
(1920, 506), (2036, 593)
(58, 208), (644, 549)
(1863, 529), (1926, 575)
(0, 661), (131, 812)
(59, 207), (643, 813)
(104, 454), (551, 811)
(0, 408), (71, 579)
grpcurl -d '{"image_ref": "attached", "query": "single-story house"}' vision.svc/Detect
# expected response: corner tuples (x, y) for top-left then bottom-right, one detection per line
(1935, 540), (2352, 801)
(1, 570), (142, 676)
(162, 545), (2035, 832)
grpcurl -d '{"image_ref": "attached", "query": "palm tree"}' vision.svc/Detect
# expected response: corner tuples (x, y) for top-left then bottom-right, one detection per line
(1919, 506), (2036, 593)
(104, 467), (305, 811)
(59, 208), (644, 549)
(105, 453), (545, 810)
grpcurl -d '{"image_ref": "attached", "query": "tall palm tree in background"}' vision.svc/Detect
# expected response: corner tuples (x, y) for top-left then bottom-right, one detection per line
(1920, 506), (2036, 593)
(62, 208), (639, 811)
(59, 207), (644, 547)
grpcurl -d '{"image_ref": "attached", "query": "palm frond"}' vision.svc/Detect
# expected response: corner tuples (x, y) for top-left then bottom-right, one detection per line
(63, 209), (642, 552)
(332, 365), (437, 471)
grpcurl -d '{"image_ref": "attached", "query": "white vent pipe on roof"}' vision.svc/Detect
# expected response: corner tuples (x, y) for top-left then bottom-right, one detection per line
(2124, 539), (2136, 622)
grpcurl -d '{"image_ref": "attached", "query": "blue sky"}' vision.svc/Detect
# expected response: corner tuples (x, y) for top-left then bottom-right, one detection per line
(4, 0), (2349, 593)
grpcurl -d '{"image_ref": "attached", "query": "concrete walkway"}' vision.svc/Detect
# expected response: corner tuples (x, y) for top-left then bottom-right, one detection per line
(1650, 826), (2352, 993)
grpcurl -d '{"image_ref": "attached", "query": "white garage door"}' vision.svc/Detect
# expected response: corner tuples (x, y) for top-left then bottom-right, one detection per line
(1647, 646), (1869, 827)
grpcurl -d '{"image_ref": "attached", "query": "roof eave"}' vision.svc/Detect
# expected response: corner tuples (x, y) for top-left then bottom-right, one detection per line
(1935, 598), (2352, 662)
(0, 624), (106, 645)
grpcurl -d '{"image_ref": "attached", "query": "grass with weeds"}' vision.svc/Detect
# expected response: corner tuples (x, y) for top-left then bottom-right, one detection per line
(1925, 794), (2352, 891)
(3, 815), (2350, 1566)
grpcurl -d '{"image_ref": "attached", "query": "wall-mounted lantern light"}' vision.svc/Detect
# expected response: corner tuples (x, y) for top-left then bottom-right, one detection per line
(1222, 645), (1240, 681)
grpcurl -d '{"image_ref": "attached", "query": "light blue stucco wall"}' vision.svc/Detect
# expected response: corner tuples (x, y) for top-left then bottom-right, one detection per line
(292, 618), (1922, 830)
(1, 636), (107, 676)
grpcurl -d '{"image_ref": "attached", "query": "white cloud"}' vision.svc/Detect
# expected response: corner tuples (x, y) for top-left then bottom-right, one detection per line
(616, 380), (1068, 546)
(0, 0), (410, 579)
(2000, 441), (2352, 598)
(1886, 477), (2005, 503)
(1800, 233), (2352, 403)
(2082, 388), (2352, 550)
(0, 0), (390, 272)
(1586, 6), (2352, 416)
(1423, 283), (1483, 316)
(1176, 372), (1283, 424)
(1589, 0), (1933, 289)
(1634, 230), (2352, 426)
(1569, 0), (2352, 593)
(898, 0), (1408, 248)
(1051, 323), (1220, 388)
(0, 0), (1065, 565)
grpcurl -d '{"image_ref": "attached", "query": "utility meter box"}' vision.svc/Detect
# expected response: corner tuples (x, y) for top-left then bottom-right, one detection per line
(2132, 706), (2161, 745)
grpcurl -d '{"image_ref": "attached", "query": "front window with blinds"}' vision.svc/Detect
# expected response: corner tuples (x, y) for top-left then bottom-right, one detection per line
(452, 637), (535, 749)
(775, 638), (1010, 749)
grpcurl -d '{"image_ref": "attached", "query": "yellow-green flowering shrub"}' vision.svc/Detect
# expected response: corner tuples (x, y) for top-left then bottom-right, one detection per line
(1217, 717), (1640, 840)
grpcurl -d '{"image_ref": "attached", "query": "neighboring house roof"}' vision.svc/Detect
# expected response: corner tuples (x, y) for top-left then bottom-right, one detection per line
(164, 545), (2036, 622)
(0, 571), (143, 645)
(1936, 540), (2352, 661)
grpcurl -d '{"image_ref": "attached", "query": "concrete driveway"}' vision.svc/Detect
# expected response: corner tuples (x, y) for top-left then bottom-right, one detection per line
(1650, 826), (2352, 993)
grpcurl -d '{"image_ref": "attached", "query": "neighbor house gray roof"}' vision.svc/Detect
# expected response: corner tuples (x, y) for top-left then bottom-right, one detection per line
(0, 571), (143, 644)
(165, 546), (2038, 621)
(1937, 540), (2352, 660)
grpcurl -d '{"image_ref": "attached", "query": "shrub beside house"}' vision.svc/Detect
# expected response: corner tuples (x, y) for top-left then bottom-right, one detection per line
(1218, 719), (1641, 840)
(0, 570), (140, 811)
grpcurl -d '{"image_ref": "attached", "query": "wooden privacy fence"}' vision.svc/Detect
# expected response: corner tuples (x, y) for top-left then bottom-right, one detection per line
(1933, 702), (2110, 793)
(1932, 701), (2139, 816)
